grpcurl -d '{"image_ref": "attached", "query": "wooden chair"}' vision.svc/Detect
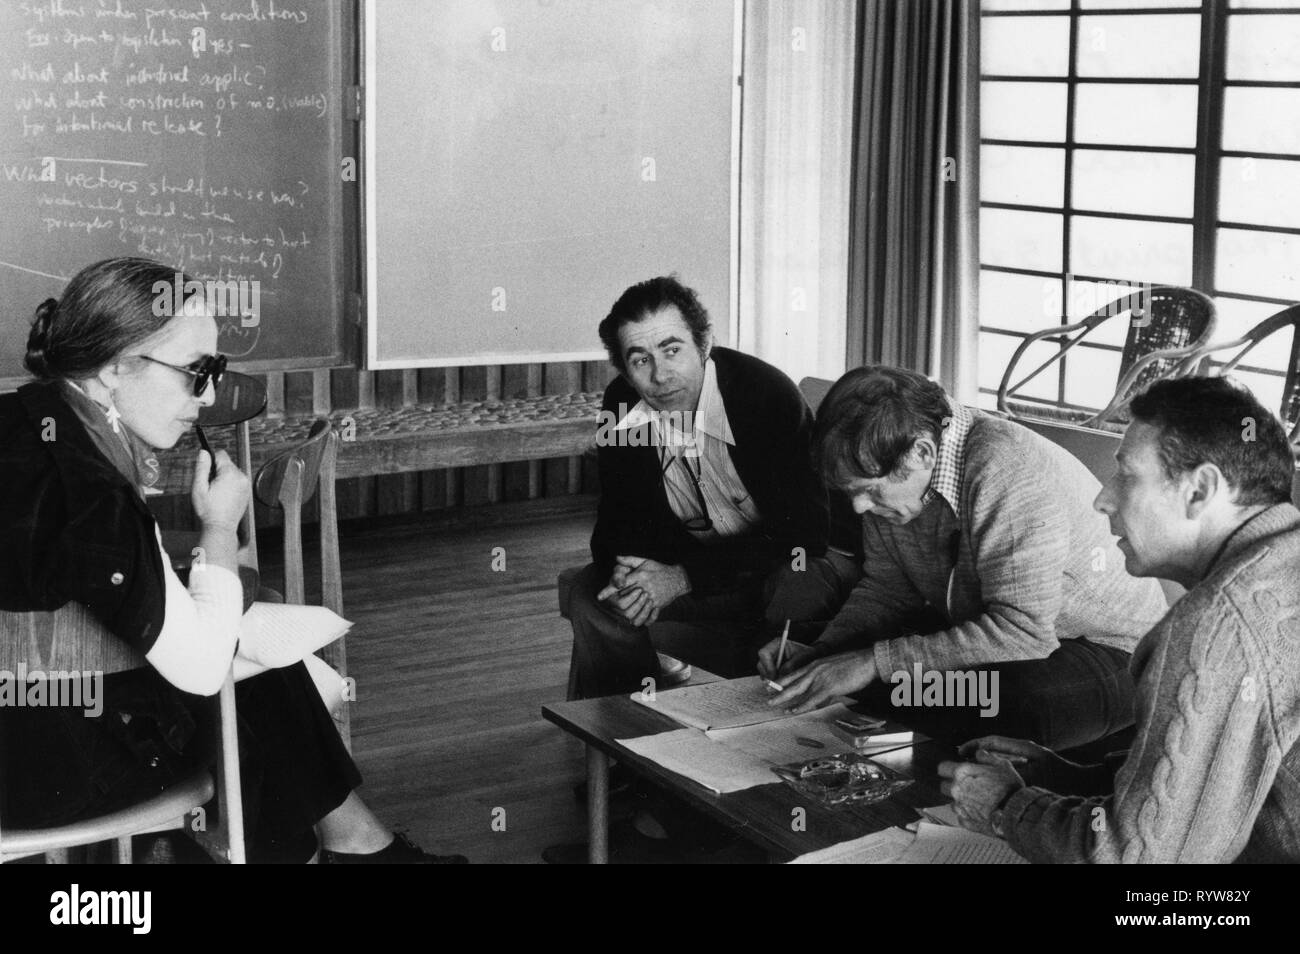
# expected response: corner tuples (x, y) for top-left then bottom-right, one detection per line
(253, 418), (351, 748)
(1174, 303), (1300, 447)
(0, 603), (244, 864)
(997, 286), (1217, 429)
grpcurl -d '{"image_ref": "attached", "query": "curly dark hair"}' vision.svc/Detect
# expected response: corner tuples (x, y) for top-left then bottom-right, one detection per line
(597, 275), (712, 373)
(814, 366), (950, 486)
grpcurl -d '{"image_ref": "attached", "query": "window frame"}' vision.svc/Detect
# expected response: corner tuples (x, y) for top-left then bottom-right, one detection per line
(978, 0), (1300, 412)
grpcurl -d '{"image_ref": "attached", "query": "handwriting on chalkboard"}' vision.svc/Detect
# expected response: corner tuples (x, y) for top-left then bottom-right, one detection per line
(1, 0), (342, 369)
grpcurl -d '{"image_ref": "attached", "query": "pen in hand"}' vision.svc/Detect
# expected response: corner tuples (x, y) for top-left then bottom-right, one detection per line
(194, 423), (249, 547)
(765, 619), (791, 692)
(194, 423), (217, 483)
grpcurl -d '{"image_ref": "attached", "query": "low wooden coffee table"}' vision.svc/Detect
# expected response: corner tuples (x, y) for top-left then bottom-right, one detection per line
(542, 684), (952, 863)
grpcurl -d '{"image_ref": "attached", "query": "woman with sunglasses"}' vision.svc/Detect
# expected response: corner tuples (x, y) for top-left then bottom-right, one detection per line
(0, 257), (465, 863)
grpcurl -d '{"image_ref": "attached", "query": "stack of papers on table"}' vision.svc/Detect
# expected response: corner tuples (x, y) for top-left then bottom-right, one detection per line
(617, 704), (861, 793)
(619, 676), (864, 793)
(791, 818), (1028, 864)
(617, 728), (783, 793)
(788, 826), (916, 864)
(630, 675), (803, 730)
(894, 822), (1028, 864)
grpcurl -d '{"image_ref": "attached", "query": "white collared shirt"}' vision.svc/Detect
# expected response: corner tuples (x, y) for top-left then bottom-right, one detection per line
(614, 359), (760, 540)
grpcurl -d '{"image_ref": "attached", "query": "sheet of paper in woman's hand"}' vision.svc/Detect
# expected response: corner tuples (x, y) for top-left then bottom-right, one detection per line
(236, 602), (352, 669)
(632, 675), (834, 731)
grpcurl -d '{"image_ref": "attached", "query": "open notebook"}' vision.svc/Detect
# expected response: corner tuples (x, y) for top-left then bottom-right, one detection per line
(631, 675), (832, 731)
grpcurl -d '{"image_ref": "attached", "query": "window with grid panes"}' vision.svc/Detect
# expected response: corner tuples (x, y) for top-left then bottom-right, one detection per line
(979, 0), (1300, 419)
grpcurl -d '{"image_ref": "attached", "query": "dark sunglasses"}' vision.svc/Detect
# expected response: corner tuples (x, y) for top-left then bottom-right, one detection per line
(660, 449), (713, 532)
(137, 353), (227, 397)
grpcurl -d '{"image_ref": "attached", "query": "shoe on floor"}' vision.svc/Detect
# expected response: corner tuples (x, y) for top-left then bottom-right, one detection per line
(320, 832), (468, 865)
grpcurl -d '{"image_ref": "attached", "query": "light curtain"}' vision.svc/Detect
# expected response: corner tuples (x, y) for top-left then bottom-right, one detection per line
(847, 0), (980, 401)
(738, 0), (858, 384)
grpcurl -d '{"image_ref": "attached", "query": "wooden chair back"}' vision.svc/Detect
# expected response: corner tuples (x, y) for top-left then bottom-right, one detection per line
(253, 418), (349, 746)
(0, 603), (145, 675)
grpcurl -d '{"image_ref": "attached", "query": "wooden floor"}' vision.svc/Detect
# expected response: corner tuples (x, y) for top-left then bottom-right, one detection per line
(262, 496), (598, 864)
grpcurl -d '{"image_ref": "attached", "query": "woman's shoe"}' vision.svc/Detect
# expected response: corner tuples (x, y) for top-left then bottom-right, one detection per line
(320, 832), (468, 864)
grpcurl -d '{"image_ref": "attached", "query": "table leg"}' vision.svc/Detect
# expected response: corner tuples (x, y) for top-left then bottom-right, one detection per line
(587, 746), (609, 864)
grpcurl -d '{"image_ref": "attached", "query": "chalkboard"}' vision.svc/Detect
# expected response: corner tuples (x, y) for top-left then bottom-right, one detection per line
(0, 0), (352, 384)
(365, 0), (739, 369)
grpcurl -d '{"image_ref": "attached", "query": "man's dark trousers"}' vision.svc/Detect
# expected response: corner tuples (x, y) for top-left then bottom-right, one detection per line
(565, 554), (857, 700)
(852, 637), (1136, 752)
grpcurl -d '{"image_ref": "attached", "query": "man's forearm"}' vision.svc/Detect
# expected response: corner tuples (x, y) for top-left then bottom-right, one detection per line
(868, 610), (1057, 679)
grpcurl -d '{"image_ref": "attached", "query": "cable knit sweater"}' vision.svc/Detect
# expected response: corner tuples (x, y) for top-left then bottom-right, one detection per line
(817, 411), (1169, 674)
(1003, 503), (1300, 863)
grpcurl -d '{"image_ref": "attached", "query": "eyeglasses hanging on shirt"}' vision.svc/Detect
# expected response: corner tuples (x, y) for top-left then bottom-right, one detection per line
(659, 445), (714, 533)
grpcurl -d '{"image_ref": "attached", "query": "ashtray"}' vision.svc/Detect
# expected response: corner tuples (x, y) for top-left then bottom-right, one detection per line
(772, 752), (912, 808)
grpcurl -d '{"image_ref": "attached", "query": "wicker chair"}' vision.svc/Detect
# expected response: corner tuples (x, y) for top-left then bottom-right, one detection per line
(1174, 302), (1300, 448)
(997, 286), (1217, 429)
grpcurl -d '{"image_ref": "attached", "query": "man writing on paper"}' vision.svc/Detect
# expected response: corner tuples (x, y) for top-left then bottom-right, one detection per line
(761, 366), (1168, 750)
(563, 276), (859, 699)
(940, 377), (1300, 862)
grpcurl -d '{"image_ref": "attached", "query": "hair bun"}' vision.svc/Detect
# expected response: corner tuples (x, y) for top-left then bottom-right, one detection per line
(24, 297), (60, 378)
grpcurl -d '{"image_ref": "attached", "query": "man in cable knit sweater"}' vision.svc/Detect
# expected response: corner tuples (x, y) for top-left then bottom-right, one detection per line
(940, 376), (1300, 862)
(761, 366), (1169, 749)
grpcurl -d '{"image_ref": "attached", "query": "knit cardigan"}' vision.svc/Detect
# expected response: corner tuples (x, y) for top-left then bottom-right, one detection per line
(1003, 503), (1300, 863)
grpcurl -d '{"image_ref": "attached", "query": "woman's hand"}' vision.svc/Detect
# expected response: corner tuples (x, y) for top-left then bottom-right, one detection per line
(191, 449), (250, 532)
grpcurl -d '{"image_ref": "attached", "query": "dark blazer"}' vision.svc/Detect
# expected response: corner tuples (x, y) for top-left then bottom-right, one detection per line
(591, 347), (830, 590)
(0, 382), (202, 827)
(0, 380), (166, 652)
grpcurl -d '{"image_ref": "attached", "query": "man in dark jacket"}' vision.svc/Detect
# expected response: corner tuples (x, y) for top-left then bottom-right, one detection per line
(564, 276), (858, 698)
